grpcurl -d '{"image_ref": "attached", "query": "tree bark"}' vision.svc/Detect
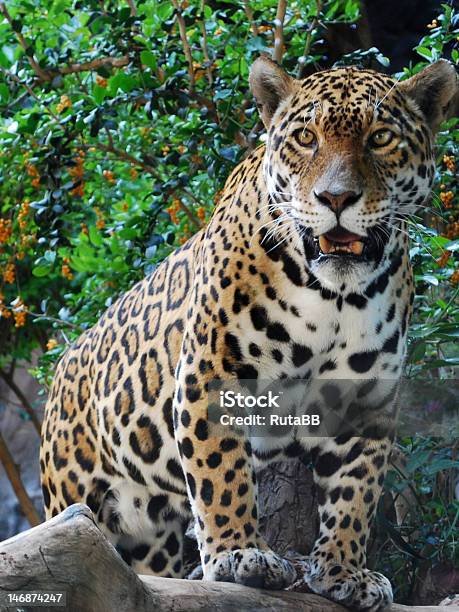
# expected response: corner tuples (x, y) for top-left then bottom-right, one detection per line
(258, 460), (318, 555)
(0, 368), (42, 435)
(0, 433), (41, 528)
(0, 504), (451, 612)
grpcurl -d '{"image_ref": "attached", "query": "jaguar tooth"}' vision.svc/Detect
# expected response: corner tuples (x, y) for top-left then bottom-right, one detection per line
(318, 235), (364, 256)
(319, 235), (332, 254)
(349, 240), (364, 255)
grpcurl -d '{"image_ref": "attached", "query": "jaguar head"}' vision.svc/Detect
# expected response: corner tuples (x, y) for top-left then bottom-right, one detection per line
(250, 57), (458, 288)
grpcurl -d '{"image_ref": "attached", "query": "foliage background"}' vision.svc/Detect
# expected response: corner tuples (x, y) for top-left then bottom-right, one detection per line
(0, 0), (457, 604)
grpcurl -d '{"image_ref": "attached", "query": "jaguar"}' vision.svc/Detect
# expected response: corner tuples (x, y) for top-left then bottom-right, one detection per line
(40, 57), (458, 611)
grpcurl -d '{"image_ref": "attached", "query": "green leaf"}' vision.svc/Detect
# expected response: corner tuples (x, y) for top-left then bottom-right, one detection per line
(157, 3), (174, 21)
(93, 84), (107, 105)
(424, 459), (459, 475)
(416, 46), (433, 60)
(409, 341), (426, 362)
(140, 50), (157, 70)
(89, 225), (103, 247)
(423, 357), (459, 368)
(406, 450), (431, 473)
(445, 239), (459, 251)
(108, 72), (137, 94)
(418, 274), (439, 286)
(32, 265), (51, 277)
(0, 83), (9, 103)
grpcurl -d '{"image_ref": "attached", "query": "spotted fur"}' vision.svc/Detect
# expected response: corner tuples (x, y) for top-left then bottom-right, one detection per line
(40, 58), (458, 611)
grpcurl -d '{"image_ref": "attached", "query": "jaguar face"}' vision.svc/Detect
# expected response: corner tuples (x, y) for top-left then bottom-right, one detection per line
(250, 57), (458, 288)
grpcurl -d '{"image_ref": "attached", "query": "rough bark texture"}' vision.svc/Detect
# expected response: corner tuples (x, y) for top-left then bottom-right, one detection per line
(258, 460), (318, 555)
(0, 504), (452, 612)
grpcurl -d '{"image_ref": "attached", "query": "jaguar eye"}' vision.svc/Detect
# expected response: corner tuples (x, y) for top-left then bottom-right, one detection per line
(370, 129), (395, 148)
(294, 129), (317, 147)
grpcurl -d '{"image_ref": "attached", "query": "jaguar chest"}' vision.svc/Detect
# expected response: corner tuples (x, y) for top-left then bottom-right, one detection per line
(220, 269), (408, 383)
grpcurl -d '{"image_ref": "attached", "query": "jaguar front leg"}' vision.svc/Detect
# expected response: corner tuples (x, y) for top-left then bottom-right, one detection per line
(305, 436), (393, 611)
(173, 356), (296, 589)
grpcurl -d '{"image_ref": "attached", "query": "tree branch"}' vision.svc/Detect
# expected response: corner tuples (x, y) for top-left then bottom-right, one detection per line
(127, 0), (137, 17)
(60, 55), (130, 75)
(0, 2), (52, 81)
(0, 368), (41, 435)
(243, 0), (259, 37)
(200, 0), (213, 87)
(273, 0), (287, 64)
(0, 65), (62, 124)
(297, 0), (324, 77)
(0, 433), (41, 527)
(86, 142), (203, 229)
(171, 0), (196, 93)
(0, 504), (450, 612)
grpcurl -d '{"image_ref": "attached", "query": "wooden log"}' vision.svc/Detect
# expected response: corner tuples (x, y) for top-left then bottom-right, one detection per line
(0, 505), (451, 612)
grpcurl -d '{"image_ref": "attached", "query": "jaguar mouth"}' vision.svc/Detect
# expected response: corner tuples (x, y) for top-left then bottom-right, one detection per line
(301, 223), (390, 265)
(318, 227), (365, 257)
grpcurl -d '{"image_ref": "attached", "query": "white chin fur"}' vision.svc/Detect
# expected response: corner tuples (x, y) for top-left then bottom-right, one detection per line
(309, 256), (375, 291)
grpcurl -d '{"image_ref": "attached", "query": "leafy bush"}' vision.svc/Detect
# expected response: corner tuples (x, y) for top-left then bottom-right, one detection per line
(0, 0), (457, 604)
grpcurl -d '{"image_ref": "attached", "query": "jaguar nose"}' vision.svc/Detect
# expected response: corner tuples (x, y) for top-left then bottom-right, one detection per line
(314, 190), (362, 213)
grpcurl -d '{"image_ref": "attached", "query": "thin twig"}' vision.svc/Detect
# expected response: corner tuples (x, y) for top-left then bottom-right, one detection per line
(200, 0), (213, 87)
(0, 433), (41, 526)
(0, 66), (62, 124)
(171, 0), (195, 93)
(273, 0), (287, 64)
(24, 311), (80, 330)
(0, 8), (130, 83)
(1, 57), (203, 230)
(104, 126), (115, 150)
(86, 142), (203, 228)
(0, 3), (52, 81)
(87, 142), (158, 176)
(243, 0), (258, 37)
(127, 0), (137, 17)
(60, 55), (130, 76)
(170, 192), (204, 229)
(297, 0), (323, 76)
(0, 368), (42, 435)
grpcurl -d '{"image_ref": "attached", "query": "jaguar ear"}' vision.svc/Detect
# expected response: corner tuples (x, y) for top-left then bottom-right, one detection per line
(398, 60), (459, 133)
(249, 56), (297, 128)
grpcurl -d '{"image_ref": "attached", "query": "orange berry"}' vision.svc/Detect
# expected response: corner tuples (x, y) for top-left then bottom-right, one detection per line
(56, 94), (72, 113)
(46, 338), (59, 350)
(103, 170), (116, 184)
(0, 218), (12, 244)
(26, 163), (39, 178)
(17, 199), (30, 230)
(436, 250), (451, 268)
(61, 263), (73, 280)
(3, 262), (15, 284)
(12, 297), (26, 328)
(96, 75), (108, 88)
